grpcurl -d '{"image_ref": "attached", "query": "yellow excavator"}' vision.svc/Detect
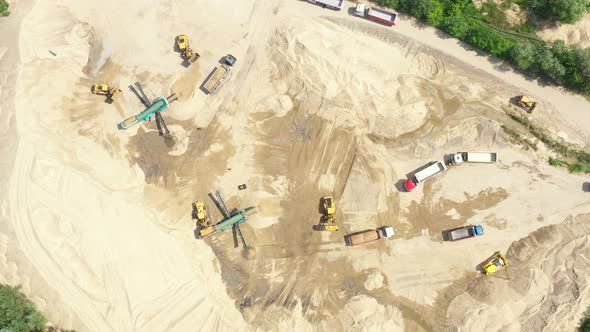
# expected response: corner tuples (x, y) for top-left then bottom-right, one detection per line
(515, 95), (537, 113)
(321, 196), (338, 231)
(481, 252), (508, 275)
(194, 201), (214, 237)
(91, 83), (120, 100)
(176, 34), (200, 64)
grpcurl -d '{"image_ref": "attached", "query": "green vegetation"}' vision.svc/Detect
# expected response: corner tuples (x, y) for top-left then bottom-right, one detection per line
(581, 309), (590, 332)
(508, 113), (590, 173)
(527, 0), (590, 24)
(375, 0), (590, 96)
(0, 0), (9, 16)
(0, 284), (46, 332)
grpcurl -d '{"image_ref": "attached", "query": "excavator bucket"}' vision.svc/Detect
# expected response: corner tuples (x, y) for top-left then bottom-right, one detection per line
(324, 225), (339, 231)
(199, 226), (214, 237)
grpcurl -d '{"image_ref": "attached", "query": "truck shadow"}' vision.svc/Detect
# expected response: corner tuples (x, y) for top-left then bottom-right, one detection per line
(583, 182), (590, 192)
(443, 154), (456, 165)
(394, 179), (408, 192)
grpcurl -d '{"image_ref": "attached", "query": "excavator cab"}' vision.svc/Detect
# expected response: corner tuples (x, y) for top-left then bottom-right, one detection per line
(176, 34), (189, 50)
(515, 95), (537, 113)
(92, 83), (119, 100)
(481, 252), (508, 275)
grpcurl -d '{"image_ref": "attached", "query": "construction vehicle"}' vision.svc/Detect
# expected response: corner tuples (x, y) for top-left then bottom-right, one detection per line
(404, 161), (447, 192)
(320, 196), (338, 231)
(515, 95), (537, 113)
(345, 226), (395, 246)
(450, 152), (498, 165)
(91, 83), (120, 100)
(238, 184), (247, 190)
(200, 191), (256, 248)
(194, 201), (214, 237)
(481, 252), (508, 275)
(176, 34), (200, 63)
(117, 82), (176, 138)
(202, 54), (237, 94)
(306, 0), (344, 10)
(446, 225), (484, 241)
(354, 4), (397, 26)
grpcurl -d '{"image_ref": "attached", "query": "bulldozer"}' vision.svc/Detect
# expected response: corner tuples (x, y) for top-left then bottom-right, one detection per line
(194, 201), (214, 237)
(481, 251), (508, 275)
(91, 83), (120, 100)
(176, 34), (200, 64)
(515, 95), (537, 113)
(320, 196), (338, 231)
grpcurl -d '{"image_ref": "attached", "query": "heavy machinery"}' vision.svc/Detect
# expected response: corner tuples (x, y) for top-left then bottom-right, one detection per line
(91, 83), (120, 100)
(481, 252), (508, 275)
(198, 191), (256, 248)
(118, 82), (176, 138)
(176, 34), (200, 64)
(515, 95), (537, 113)
(202, 54), (237, 94)
(320, 196), (338, 231)
(194, 201), (214, 237)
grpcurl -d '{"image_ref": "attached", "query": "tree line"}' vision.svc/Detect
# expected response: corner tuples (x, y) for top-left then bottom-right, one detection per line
(376, 0), (590, 95)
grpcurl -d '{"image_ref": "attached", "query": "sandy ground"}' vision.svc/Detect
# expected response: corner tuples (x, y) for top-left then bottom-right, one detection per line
(1, 0), (590, 331)
(538, 13), (590, 48)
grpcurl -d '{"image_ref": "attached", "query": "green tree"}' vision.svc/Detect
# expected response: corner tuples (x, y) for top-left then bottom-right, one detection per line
(407, 0), (435, 20)
(444, 15), (472, 38)
(426, 1), (445, 26)
(0, 0), (9, 16)
(528, 0), (590, 24)
(0, 284), (46, 332)
(535, 47), (566, 82)
(465, 25), (515, 57)
(510, 44), (537, 70)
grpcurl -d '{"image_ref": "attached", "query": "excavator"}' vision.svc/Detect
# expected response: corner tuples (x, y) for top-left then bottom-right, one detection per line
(515, 95), (537, 113)
(194, 201), (214, 237)
(176, 34), (200, 64)
(320, 196), (338, 231)
(481, 252), (508, 275)
(91, 83), (120, 101)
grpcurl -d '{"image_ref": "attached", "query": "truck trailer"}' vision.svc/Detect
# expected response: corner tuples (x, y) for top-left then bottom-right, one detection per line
(451, 152), (498, 165)
(306, 0), (344, 10)
(404, 161), (447, 191)
(202, 54), (237, 95)
(345, 226), (395, 246)
(354, 4), (397, 26)
(446, 225), (484, 241)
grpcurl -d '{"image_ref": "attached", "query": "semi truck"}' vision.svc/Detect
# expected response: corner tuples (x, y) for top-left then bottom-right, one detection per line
(451, 152), (498, 165)
(306, 0), (344, 10)
(404, 161), (447, 191)
(446, 225), (484, 241)
(203, 54), (237, 95)
(344, 226), (395, 246)
(354, 4), (397, 26)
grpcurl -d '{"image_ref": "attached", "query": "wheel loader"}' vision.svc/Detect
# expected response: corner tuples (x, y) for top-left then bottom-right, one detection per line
(481, 251), (508, 275)
(321, 196), (338, 231)
(515, 95), (537, 113)
(194, 201), (214, 237)
(91, 83), (120, 100)
(176, 34), (200, 64)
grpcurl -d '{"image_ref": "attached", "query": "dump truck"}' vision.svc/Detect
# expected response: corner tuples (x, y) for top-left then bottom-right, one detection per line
(515, 95), (537, 113)
(345, 226), (395, 246)
(354, 4), (397, 26)
(306, 0), (344, 10)
(321, 196), (338, 231)
(451, 152), (498, 165)
(92, 83), (120, 100)
(203, 54), (237, 94)
(176, 34), (200, 63)
(481, 252), (508, 275)
(447, 225), (484, 241)
(404, 161), (447, 191)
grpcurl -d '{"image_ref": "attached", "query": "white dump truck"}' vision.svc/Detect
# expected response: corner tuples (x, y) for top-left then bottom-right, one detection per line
(203, 54), (237, 95)
(451, 152), (498, 165)
(354, 4), (397, 26)
(404, 161), (447, 191)
(306, 0), (344, 10)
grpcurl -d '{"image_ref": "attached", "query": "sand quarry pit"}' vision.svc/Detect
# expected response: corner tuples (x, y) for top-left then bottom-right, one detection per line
(1, 0), (590, 331)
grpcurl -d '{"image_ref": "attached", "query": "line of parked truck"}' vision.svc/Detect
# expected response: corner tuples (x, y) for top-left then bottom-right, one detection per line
(306, 1), (397, 26)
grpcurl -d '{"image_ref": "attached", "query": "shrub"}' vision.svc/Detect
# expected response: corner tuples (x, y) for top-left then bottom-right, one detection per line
(0, 0), (9, 16)
(0, 284), (46, 332)
(528, 0), (590, 24)
(510, 43), (537, 70)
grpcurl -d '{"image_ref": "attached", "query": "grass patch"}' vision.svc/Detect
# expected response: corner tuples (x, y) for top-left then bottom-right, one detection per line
(482, 1), (511, 29)
(508, 113), (590, 173)
(0, 284), (46, 332)
(501, 125), (538, 150)
(0, 0), (9, 16)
